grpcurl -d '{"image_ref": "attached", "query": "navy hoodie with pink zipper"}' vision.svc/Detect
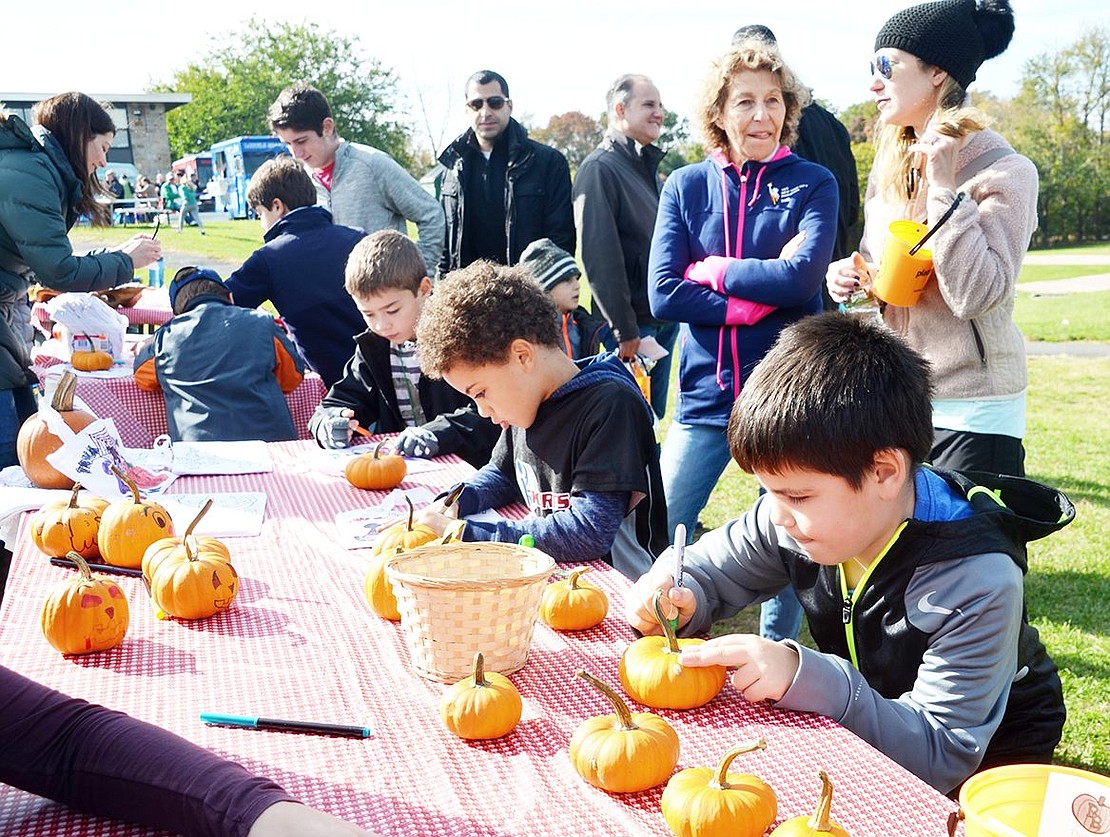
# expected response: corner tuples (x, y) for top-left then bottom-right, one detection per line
(648, 148), (838, 426)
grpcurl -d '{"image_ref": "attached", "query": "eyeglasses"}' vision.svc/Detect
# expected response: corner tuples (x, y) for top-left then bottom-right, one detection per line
(466, 96), (509, 112)
(870, 54), (893, 80)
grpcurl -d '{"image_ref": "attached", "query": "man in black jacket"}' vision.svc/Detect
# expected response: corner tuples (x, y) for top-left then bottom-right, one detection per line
(438, 70), (575, 276)
(573, 74), (675, 419)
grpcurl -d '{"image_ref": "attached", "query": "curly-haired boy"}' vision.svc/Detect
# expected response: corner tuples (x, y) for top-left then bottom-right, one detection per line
(413, 260), (668, 579)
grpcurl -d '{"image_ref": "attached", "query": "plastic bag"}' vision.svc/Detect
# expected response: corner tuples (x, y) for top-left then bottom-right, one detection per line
(45, 293), (128, 359)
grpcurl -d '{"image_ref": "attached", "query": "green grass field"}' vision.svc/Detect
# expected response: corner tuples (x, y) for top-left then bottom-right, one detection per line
(69, 220), (1110, 775)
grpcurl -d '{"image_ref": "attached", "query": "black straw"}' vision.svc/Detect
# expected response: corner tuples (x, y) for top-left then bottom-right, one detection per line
(908, 192), (965, 256)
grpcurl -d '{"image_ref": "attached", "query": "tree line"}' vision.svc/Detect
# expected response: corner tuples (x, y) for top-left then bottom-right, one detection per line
(162, 21), (1108, 248)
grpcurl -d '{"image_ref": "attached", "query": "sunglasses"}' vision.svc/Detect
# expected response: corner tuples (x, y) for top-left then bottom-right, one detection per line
(466, 96), (509, 112)
(870, 54), (893, 80)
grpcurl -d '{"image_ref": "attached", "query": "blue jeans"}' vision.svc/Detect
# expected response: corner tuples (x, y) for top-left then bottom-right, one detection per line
(1, 389), (18, 469)
(760, 587), (803, 641)
(659, 420), (733, 542)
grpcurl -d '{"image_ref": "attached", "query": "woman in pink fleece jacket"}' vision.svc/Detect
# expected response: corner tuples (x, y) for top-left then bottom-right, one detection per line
(828, 0), (1035, 478)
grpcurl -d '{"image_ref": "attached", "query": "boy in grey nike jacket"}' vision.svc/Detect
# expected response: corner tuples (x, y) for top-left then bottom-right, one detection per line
(626, 313), (1071, 794)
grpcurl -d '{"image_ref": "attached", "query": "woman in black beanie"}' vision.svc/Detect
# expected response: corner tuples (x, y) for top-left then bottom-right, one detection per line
(826, 0), (1038, 480)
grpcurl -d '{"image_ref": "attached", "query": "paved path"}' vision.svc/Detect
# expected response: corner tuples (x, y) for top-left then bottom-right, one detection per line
(1018, 274), (1110, 296)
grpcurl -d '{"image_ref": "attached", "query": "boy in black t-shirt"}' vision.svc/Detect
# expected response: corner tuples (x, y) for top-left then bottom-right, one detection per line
(412, 260), (667, 579)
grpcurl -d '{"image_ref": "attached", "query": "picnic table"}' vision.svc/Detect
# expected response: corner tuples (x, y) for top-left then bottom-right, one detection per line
(30, 358), (326, 446)
(0, 440), (961, 836)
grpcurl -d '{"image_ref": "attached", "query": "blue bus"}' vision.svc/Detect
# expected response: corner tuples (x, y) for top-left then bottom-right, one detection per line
(209, 136), (289, 219)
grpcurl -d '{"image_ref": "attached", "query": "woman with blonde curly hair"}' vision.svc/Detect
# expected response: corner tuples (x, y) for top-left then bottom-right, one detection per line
(647, 38), (839, 642)
(828, 0), (1033, 477)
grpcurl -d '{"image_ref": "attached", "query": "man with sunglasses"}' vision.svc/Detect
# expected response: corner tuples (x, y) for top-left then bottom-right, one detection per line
(437, 70), (575, 276)
(268, 83), (445, 272)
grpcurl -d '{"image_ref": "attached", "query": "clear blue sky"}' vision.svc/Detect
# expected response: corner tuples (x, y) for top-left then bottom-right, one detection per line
(6, 0), (1107, 150)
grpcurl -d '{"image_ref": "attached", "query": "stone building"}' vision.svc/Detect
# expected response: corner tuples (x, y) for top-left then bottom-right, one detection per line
(0, 91), (191, 181)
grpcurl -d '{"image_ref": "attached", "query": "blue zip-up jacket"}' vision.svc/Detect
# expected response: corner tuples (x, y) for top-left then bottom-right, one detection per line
(224, 205), (366, 388)
(648, 149), (838, 426)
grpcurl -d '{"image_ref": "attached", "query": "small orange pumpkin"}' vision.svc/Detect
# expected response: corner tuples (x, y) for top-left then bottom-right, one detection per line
(41, 550), (130, 655)
(345, 440), (407, 490)
(142, 498), (238, 620)
(365, 499), (437, 620)
(568, 669), (680, 793)
(16, 371), (97, 489)
(660, 739), (777, 837)
(540, 567), (609, 631)
(768, 772), (849, 837)
(619, 590), (727, 710)
(98, 466), (175, 568)
(440, 652), (523, 740)
(70, 336), (114, 371)
(29, 482), (109, 559)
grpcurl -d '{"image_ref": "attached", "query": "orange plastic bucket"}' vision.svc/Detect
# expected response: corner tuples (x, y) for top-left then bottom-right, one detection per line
(873, 220), (935, 307)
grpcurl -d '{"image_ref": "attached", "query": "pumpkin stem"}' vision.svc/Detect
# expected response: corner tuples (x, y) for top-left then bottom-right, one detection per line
(405, 496), (415, 531)
(567, 567), (589, 589)
(373, 439), (388, 460)
(575, 670), (635, 731)
(182, 498), (213, 562)
(710, 738), (768, 789)
(471, 651), (488, 687)
(651, 590), (681, 654)
(51, 370), (79, 412)
(67, 482), (82, 509)
(65, 550), (94, 581)
(109, 464), (140, 504)
(807, 771), (836, 831)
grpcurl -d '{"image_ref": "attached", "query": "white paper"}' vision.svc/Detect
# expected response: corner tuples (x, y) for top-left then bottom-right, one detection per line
(334, 487), (437, 550)
(315, 447), (444, 477)
(43, 418), (177, 498)
(168, 440), (274, 475)
(637, 335), (670, 361)
(1037, 771), (1110, 837)
(159, 492), (268, 537)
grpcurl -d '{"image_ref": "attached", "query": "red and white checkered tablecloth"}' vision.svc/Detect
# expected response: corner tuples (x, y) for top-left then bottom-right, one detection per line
(0, 441), (959, 836)
(31, 362), (325, 446)
(31, 288), (172, 335)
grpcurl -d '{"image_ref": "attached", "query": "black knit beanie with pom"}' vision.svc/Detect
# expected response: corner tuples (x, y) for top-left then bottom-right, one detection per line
(874, 0), (1015, 88)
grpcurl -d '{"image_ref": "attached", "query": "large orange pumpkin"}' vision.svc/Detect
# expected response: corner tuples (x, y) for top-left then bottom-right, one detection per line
(568, 669), (680, 793)
(98, 466), (175, 568)
(345, 440), (407, 490)
(142, 499), (238, 620)
(41, 551), (130, 655)
(619, 590), (727, 710)
(440, 652), (523, 740)
(660, 739), (778, 837)
(16, 371), (97, 489)
(29, 483), (109, 559)
(539, 567), (609, 631)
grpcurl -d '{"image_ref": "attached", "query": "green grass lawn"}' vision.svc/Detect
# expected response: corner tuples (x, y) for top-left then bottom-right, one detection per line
(1030, 242), (1110, 255)
(1015, 290), (1110, 342)
(1018, 263), (1106, 283)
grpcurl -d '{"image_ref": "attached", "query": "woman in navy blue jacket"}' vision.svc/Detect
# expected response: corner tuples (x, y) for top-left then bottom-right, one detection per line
(648, 39), (838, 640)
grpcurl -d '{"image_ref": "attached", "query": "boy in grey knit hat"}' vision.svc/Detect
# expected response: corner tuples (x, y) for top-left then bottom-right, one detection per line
(519, 238), (609, 360)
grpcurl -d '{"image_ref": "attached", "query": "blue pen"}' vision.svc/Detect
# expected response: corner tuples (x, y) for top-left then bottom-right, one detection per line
(669, 524), (686, 631)
(201, 712), (372, 739)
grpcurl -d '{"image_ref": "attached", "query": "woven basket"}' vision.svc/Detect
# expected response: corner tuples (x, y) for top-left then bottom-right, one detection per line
(385, 542), (556, 682)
